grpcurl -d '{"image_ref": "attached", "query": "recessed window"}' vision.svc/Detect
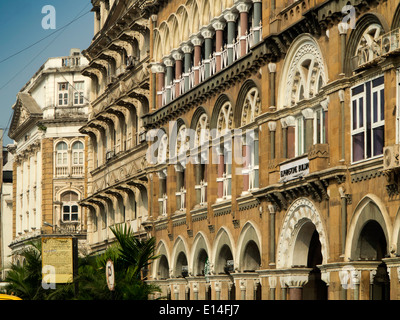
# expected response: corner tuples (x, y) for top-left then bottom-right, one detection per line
(56, 142), (68, 166)
(351, 76), (385, 162)
(72, 141), (84, 165)
(58, 83), (69, 106)
(73, 82), (85, 105)
(61, 191), (79, 222)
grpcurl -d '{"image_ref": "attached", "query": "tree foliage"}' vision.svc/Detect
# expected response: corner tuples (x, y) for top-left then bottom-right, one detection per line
(3, 226), (161, 300)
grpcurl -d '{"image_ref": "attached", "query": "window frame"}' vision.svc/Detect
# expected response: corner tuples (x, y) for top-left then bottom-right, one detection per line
(350, 75), (385, 164)
(58, 82), (69, 106)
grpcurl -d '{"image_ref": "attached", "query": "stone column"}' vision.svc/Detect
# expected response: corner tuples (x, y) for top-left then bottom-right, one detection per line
(268, 63), (277, 111)
(201, 28), (215, 79)
(155, 63), (165, 109)
(268, 204), (276, 266)
(150, 64), (158, 111)
(193, 282), (199, 300)
(268, 122), (276, 159)
(224, 11), (238, 64)
(171, 50), (183, 98)
(302, 108), (314, 153)
(268, 276), (277, 300)
(320, 97), (329, 143)
(236, 2), (251, 56)
(163, 57), (174, 104)
(240, 279), (246, 300)
(191, 35), (204, 85)
(281, 118), (288, 158)
(212, 21), (226, 72)
(286, 273), (310, 300)
(280, 277), (287, 300)
(351, 269), (361, 300)
(339, 187), (347, 256)
(215, 281), (221, 300)
(338, 22), (348, 76)
(182, 42), (193, 92)
(285, 116), (296, 158)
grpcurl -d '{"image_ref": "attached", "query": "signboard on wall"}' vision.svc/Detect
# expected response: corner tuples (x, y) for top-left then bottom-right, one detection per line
(279, 157), (309, 182)
(42, 237), (74, 284)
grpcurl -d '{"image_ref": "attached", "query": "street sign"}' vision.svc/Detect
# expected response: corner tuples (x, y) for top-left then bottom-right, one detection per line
(106, 260), (115, 291)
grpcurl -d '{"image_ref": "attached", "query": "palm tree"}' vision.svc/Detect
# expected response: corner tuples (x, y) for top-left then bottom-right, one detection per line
(4, 240), (47, 300)
(4, 225), (162, 300)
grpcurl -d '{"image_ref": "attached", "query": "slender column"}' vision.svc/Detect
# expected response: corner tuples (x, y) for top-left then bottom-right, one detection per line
(302, 108), (314, 153)
(338, 23), (348, 76)
(280, 278), (287, 300)
(224, 11), (238, 64)
(191, 35), (204, 85)
(268, 63), (276, 111)
(352, 270), (361, 300)
(268, 204), (276, 266)
(339, 187), (347, 255)
(212, 21), (226, 72)
(163, 57), (174, 104)
(339, 89), (345, 161)
(153, 63), (165, 109)
(201, 28), (214, 79)
(172, 50), (183, 98)
(181, 43), (193, 92)
(285, 116), (296, 158)
(268, 277), (277, 300)
(150, 63), (162, 110)
(268, 122), (276, 159)
(253, 0), (262, 43)
(236, 2), (251, 56)
(321, 97), (329, 143)
(281, 119), (288, 158)
(240, 280), (246, 300)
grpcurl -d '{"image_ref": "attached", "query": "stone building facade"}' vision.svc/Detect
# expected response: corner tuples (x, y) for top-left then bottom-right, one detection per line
(79, 0), (152, 253)
(8, 49), (90, 255)
(82, 0), (400, 300)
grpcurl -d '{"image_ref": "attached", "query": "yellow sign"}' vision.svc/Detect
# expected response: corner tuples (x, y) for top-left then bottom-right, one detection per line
(42, 237), (74, 284)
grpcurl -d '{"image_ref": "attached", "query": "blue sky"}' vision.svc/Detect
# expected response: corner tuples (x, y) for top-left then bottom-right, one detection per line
(0, 0), (94, 145)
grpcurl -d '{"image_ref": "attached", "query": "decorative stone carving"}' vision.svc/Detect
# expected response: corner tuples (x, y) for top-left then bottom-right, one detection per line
(276, 198), (328, 269)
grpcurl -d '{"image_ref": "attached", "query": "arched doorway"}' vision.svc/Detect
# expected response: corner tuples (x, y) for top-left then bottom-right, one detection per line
(357, 220), (390, 300)
(302, 229), (327, 300)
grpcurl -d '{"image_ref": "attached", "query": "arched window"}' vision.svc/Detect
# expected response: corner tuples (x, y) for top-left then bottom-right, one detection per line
(56, 142), (68, 166)
(72, 141), (84, 165)
(355, 24), (384, 68)
(61, 191), (79, 222)
(241, 87), (260, 127)
(216, 102), (233, 200)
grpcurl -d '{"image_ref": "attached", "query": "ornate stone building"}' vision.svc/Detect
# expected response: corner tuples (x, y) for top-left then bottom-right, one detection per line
(79, 0), (151, 253)
(82, 0), (400, 300)
(8, 49), (90, 255)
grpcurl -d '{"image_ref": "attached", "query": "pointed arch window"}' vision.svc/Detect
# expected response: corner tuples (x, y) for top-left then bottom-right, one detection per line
(216, 102), (233, 201)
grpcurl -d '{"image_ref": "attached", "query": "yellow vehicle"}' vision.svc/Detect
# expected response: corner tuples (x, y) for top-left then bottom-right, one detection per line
(0, 294), (22, 300)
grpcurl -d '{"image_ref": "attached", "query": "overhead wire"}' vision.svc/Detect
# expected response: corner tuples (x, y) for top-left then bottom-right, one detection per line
(0, 2), (92, 141)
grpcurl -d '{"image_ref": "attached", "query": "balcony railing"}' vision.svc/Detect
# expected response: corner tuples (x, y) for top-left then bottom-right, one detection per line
(62, 57), (81, 67)
(353, 27), (400, 69)
(160, 25), (262, 107)
(56, 165), (84, 177)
